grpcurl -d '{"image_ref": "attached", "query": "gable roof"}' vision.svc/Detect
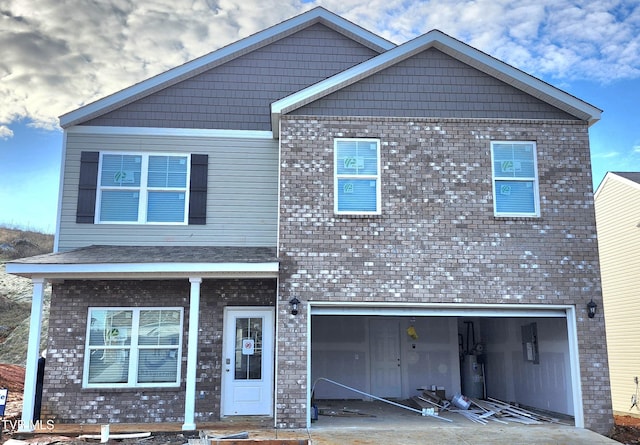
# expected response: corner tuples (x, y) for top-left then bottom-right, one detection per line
(59, 7), (395, 128)
(271, 29), (602, 136)
(595, 171), (640, 200)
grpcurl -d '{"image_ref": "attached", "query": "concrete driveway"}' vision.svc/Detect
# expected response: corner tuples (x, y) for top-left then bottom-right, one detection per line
(303, 422), (619, 444)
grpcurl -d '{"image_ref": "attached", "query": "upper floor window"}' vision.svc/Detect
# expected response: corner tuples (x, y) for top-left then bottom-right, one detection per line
(84, 307), (183, 388)
(491, 141), (540, 217)
(334, 139), (381, 215)
(97, 153), (190, 224)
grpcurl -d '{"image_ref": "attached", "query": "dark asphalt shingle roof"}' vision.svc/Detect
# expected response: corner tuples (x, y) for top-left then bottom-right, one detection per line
(613, 172), (640, 184)
(10, 245), (279, 265)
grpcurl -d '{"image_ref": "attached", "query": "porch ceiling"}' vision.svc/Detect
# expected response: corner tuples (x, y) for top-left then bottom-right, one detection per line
(5, 245), (279, 280)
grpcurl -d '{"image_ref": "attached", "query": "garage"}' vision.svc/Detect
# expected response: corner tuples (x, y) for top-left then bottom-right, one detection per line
(308, 303), (583, 428)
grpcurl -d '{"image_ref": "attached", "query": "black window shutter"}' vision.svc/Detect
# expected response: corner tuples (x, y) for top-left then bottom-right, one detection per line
(188, 154), (208, 225)
(76, 151), (99, 224)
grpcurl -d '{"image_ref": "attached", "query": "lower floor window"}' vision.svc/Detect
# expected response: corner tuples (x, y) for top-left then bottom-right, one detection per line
(84, 307), (183, 388)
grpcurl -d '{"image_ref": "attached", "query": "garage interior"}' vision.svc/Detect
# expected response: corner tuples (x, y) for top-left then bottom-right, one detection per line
(310, 312), (575, 424)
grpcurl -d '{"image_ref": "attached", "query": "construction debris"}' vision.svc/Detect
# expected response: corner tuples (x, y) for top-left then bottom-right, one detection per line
(410, 390), (568, 426)
(78, 431), (152, 441)
(312, 377), (451, 422)
(313, 381), (567, 428)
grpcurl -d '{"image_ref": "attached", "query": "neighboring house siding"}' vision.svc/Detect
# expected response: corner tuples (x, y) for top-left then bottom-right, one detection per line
(291, 48), (577, 120)
(276, 116), (610, 432)
(41, 278), (276, 423)
(595, 176), (640, 416)
(57, 131), (278, 251)
(81, 24), (379, 130)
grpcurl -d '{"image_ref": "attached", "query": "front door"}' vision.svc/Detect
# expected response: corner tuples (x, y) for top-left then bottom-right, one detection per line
(222, 307), (274, 416)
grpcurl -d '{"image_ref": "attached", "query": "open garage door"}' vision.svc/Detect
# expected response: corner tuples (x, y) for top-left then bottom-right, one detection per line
(308, 304), (582, 428)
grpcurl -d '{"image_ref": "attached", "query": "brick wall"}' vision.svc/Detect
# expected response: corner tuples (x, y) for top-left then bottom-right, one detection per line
(276, 116), (612, 433)
(42, 278), (275, 424)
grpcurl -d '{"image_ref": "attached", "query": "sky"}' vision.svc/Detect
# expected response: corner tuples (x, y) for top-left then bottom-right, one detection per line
(0, 0), (639, 234)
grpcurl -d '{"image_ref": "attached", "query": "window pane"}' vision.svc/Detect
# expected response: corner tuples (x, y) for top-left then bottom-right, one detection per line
(234, 317), (263, 380)
(337, 178), (378, 212)
(88, 348), (130, 383)
(100, 190), (139, 221)
(148, 156), (188, 188)
(147, 192), (186, 222)
(493, 143), (535, 179)
(89, 310), (133, 346)
(138, 310), (181, 346)
(336, 141), (378, 175)
(101, 154), (141, 187)
(495, 180), (536, 214)
(137, 349), (179, 383)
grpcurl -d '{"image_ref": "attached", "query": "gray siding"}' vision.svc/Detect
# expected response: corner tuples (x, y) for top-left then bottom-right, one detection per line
(57, 131), (278, 251)
(291, 48), (576, 120)
(82, 24), (379, 130)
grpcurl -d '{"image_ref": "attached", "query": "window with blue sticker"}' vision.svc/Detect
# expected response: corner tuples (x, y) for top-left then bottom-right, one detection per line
(97, 153), (189, 224)
(491, 142), (539, 217)
(334, 139), (381, 215)
(84, 307), (183, 388)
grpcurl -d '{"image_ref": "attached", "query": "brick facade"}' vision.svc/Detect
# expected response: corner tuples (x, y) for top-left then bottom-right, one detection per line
(275, 116), (612, 433)
(42, 278), (276, 424)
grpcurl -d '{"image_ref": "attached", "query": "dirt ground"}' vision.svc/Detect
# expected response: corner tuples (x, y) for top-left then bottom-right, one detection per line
(610, 415), (640, 444)
(0, 364), (25, 423)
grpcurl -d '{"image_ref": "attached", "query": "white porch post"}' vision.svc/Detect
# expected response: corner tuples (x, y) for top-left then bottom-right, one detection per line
(182, 277), (201, 431)
(19, 278), (45, 432)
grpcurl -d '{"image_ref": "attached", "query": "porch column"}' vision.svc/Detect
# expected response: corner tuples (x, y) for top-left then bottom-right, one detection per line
(19, 278), (45, 432)
(183, 277), (201, 431)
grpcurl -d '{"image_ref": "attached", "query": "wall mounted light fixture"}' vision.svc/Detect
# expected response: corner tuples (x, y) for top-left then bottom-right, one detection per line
(289, 297), (300, 315)
(587, 299), (597, 319)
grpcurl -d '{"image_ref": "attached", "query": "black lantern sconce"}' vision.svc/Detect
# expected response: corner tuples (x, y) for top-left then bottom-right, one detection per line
(587, 299), (597, 319)
(289, 297), (300, 316)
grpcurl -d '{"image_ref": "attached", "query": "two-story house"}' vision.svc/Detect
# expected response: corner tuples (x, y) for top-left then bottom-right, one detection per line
(7, 7), (612, 434)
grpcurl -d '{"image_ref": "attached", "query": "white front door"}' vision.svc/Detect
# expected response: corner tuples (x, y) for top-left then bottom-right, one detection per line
(222, 307), (274, 416)
(369, 318), (402, 398)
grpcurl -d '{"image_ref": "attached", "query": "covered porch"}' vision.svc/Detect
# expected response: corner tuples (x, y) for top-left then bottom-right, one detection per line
(6, 245), (279, 432)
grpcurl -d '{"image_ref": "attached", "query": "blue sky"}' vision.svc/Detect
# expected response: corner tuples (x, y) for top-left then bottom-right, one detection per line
(1, 0), (639, 234)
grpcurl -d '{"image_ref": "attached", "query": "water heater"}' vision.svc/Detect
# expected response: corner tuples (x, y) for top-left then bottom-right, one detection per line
(461, 354), (484, 399)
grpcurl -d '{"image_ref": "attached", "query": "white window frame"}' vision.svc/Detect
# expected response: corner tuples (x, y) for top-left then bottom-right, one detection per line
(490, 141), (540, 217)
(95, 152), (191, 224)
(334, 138), (382, 215)
(83, 307), (184, 388)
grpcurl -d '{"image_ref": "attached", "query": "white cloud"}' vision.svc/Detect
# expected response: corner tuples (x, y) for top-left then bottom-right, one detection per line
(0, 126), (14, 140)
(0, 0), (302, 131)
(593, 151), (621, 159)
(1, 0), (640, 134)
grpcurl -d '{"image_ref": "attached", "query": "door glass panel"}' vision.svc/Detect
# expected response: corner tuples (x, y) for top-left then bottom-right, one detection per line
(234, 317), (263, 380)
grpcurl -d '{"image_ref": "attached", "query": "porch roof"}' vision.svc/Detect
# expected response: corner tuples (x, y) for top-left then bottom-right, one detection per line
(6, 245), (279, 280)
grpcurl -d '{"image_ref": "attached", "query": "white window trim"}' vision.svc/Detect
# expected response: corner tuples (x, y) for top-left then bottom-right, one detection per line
(334, 138), (382, 215)
(490, 141), (540, 217)
(83, 307), (184, 389)
(95, 151), (191, 224)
